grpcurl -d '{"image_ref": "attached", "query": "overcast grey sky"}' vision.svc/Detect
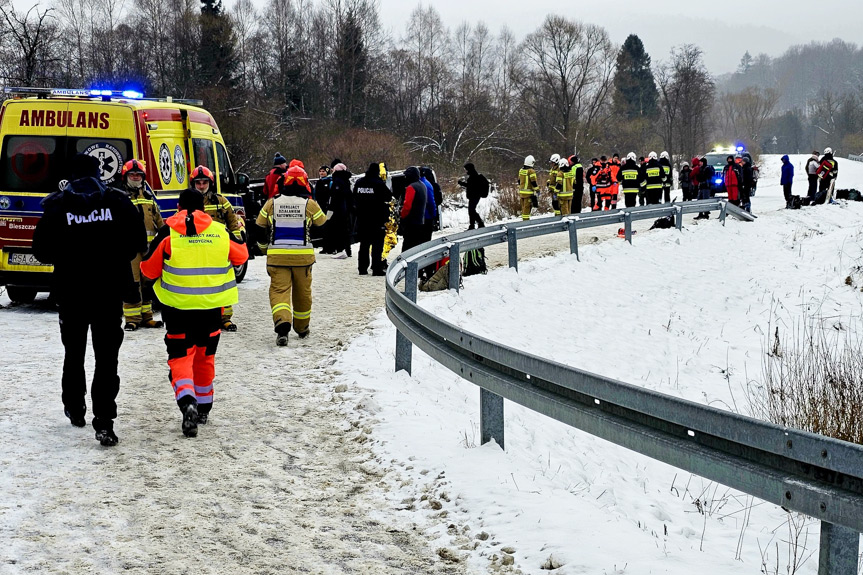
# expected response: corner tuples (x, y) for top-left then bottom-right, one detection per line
(375, 0), (863, 75)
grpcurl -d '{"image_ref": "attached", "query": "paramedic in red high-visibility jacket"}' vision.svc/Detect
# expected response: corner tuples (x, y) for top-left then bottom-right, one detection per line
(141, 189), (248, 438)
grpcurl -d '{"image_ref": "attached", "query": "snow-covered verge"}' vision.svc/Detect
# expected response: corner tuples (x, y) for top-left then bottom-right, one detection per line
(333, 155), (863, 574)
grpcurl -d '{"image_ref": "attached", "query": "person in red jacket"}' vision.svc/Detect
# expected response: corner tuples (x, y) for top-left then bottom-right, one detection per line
(609, 153), (621, 209)
(722, 155), (743, 205)
(264, 153), (288, 199)
(141, 189), (248, 437)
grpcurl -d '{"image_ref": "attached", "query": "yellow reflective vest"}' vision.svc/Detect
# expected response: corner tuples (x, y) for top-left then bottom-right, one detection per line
(153, 222), (238, 310)
(518, 168), (538, 196)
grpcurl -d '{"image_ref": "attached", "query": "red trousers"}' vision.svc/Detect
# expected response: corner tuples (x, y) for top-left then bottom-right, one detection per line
(162, 306), (221, 414)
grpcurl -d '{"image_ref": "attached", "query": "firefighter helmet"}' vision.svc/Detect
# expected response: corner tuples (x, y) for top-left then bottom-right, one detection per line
(549, 153), (561, 164)
(824, 147), (833, 155)
(626, 152), (637, 162)
(648, 151), (658, 160)
(558, 159), (569, 169)
(121, 159), (146, 179)
(524, 155), (536, 167)
(660, 151), (669, 160)
(190, 165), (215, 185)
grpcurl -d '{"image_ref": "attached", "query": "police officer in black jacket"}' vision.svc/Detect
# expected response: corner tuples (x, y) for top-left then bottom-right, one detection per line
(353, 163), (393, 276)
(32, 154), (145, 446)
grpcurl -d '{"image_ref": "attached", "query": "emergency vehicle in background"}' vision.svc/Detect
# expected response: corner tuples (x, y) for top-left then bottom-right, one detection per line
(702, 144), (758, 195)
(0, 87), (250, 304)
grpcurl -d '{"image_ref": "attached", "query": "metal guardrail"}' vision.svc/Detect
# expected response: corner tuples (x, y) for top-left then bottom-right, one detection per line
(384, 199), (861, 575)
(848, 154), (863, 163)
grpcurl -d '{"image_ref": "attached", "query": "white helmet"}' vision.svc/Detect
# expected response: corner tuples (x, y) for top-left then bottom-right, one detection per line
(549, 153), (561, 164)
(558, 159), (569, 169)
(524, 155), (535, 167)
(626, 152), (637, 162)
(660, 151), (669, 159)
(824, 147), (833, 155)
(648, 151), (658, 160)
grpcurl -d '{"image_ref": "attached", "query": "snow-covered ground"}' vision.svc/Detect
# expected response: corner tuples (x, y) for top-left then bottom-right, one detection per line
(334, 155), (863, 574)
(1, 154), (861, 574)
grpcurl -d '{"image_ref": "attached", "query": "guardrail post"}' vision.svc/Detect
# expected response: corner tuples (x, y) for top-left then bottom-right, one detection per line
(720, 202), (728, 226)
(568, 219), (579, 261)
(624, 212), (633, 244)
(480, 388), (505, 450)
(507, 228), (518, 270)
(818, 522), (859, 575)
(395, 261), (419, 374)
(448, 242), (460, 293)
(675, 205), (683, 231)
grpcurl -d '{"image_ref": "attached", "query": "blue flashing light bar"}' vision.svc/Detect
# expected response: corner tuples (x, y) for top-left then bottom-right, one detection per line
(736, 145), (745, 152)
(714, 177), (723, 185)
(121, 90), (144, 99)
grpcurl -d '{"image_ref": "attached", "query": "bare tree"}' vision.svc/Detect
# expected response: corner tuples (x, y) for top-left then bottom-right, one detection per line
(656, 45), (714, 162)
(0, 4), (61, 86)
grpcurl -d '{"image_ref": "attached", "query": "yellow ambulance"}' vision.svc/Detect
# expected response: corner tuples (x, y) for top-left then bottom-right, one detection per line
(0, 87), (249, 303)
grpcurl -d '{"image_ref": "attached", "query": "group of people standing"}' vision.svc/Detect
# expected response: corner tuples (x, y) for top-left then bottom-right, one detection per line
(782, 148), (840, 207)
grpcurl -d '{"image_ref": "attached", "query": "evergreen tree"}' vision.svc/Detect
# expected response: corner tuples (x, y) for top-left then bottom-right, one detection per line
(738, 50), (753, 74)
(332, 9), (368, 125)
(612, 34), (658, 119)
(198, 0), (238, 88)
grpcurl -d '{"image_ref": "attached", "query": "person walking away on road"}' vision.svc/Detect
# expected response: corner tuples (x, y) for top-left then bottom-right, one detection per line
(643, 152), (666, 205)
(739, 155), (754, 213)
(192, 165), (245, 332)
(722, 155), (743, 206)
(619, 153), (644, 208)
(142, 190), (248, 436)
(805, 151), (819, 201)
(780, 155), (794, 208)
(353, 162), (392, 275)
(33, 153), (146, 446)
(546, 154), (561, 216)
(678, 162), (692, 201)
(326, 163), (353, 259)
(120, 159), (165, 331)
(813, 147), (839, 204)
(518, 156), (539, 220)
(399, 167), (427, 253)
(694, 157), (714, 220)
(264, 153), (288, 200)
(254, 165), (325, 346)
(568, 155), (585, 213)
(458, 162), (488, 229)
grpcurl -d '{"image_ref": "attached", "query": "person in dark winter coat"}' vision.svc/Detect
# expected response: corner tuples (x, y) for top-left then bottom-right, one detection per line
(694, 157), (715, 219)
(418, 167), (438, 242)
(326, 164), (353, 258)
(813, 148), (839, 204)
(739, 156), (754, 213)
(679, 162), (692, 201)
(805, 151), (820, 200)
(458, 162), (488, 229)
(352, 163), (393, 275)
(399, 167), (427, 254)
(780, 155), (794, 208)
(314, 166), (333, 253)
(32, 153), (146, 446)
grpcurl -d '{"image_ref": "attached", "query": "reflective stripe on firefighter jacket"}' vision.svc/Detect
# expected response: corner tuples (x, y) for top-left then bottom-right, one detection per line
(556, 168), (574, 198)
(255, 195), (326, 267)
(518, 168), (538, 196)
(643, 164), (665, 190)
(619, 166), (642, 193)
(204, 192), (245, 240)
(128, 185), (164, 244)
(153, 222), (238, 310)
(661, 164), (672, 188)
(546, 167), (559, 191)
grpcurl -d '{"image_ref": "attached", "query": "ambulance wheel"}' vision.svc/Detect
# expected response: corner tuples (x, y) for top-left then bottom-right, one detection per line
(233, 263), (247, 284)
(6, 286), (37, 304)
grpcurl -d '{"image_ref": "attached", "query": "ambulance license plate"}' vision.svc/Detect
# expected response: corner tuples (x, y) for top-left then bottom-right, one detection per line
(8, 252), (49, 266)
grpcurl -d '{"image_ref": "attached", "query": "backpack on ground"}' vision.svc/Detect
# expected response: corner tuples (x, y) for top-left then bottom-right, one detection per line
(462, 248), (487, 276)
(649, 215), (675, 230)
(789, 195), (802, 210)
(478, 174), (490, 198)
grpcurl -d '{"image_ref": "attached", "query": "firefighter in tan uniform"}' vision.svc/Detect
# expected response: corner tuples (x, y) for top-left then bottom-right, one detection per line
(121, 159), (165, 331)
(255, 164), (327, 346)
(190, 165), (245, 332)
(518, 155), (539, 221)
(556, 158), (575, 215)
(547, 154), (561, 216)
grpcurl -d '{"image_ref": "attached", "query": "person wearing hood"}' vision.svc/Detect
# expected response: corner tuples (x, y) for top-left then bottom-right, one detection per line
(142, 189), (248, 436)
(678, 162), (692, 201)
(353, 162), (393, 275)
(779, 154), (794, 208)
(399, 167), (428, 253)
(688, 157), (701, 200)
(814, 148), (839, 204)
(264, 153), (288, 199)
(253, 165), (326, 346)
(693, 157), (715, 219)
(722, 155), (743, 206)
(33, 153), (145, 446)
(325, 163), (353, 258)
(805, 151), (820, 200)
(740, 155), (755, 213)
(419, 167), (439, 241)
(457, 162), (488, 229)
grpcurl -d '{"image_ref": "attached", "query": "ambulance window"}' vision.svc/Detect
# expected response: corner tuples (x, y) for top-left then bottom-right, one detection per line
(215, 142), (234, 186)
(192, 138), (215, 173)
(72, 138), (131, 186)
(0, 136), (62, 193)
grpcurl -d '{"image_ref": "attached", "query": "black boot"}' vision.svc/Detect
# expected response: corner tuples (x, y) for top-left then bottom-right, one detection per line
(180, 400), (198, 438)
